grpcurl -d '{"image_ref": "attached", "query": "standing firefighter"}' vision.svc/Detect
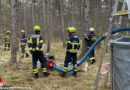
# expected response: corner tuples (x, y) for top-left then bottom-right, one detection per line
(86, 27), (96, 64)
(4, 30), (11, 51)
(60, 27), (80, 77)
(28, 25), (49, 78)
(20, 30), (29, 58)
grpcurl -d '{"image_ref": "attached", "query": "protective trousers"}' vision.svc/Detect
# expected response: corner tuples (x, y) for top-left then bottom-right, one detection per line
(89, 49), (95, 64)
(64, 51), (77, 72)
(32, 51), (47, 74)
(4, 43), (10, 50)
(21, 45), (25, 55)
(21, 45), (28, 57)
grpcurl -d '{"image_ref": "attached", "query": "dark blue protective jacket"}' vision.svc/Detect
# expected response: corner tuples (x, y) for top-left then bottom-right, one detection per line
(86, 32), (96, 47)
(67, 34), (80, 53)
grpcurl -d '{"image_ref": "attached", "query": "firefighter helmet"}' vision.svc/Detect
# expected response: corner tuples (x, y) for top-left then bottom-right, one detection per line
(34, 25), (41, 31)
(21, 29), (25, 33)
(67, 27), (76, 33)
(6, 30), (10, 34)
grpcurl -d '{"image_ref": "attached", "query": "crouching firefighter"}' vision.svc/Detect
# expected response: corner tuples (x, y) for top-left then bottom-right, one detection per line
(85, 27), (96, 64)
(28, 25), (49, 78)
(4, 30), (11, 51)
(20, 30), (29, 58)
(59, 27), (80, 77)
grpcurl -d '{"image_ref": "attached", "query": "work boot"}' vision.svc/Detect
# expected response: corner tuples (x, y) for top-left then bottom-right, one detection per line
(59, 72), (66, 77)
(72, 71), (77, 77)
(26, 53), (29, 57)
(34, 73), (38, 78)
(43, 72), (50, 77)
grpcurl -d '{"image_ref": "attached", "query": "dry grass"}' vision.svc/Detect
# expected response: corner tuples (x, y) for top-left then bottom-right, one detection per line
(0, 42), (111, 90)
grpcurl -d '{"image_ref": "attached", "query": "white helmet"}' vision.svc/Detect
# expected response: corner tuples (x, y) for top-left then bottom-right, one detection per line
(89, 27), (94, 32)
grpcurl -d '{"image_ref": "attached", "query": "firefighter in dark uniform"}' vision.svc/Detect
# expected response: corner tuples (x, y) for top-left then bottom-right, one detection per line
(86, 27), (96, 64)
(4, 30), (11, 51)
(28, 25), (49, 78)
(60, 27), (80, 77)
(20, 30), (29, 58)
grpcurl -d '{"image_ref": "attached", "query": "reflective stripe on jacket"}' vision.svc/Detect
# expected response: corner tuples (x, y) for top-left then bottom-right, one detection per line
(28, 34), (43, 51)
(67, 34), (80, 53)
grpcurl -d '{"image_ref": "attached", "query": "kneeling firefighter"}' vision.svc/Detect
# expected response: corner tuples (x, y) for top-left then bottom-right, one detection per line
(60, 27), (80, 77)
(28, 25), (49, 78)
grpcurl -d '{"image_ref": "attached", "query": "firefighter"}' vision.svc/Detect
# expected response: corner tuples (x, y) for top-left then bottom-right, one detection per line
(59, 27), (80, 77)
(86, 27), (96, 64)
(20, 30), (29, 58)
(4, 30), (11, 51)
(28, 25), (49, 78)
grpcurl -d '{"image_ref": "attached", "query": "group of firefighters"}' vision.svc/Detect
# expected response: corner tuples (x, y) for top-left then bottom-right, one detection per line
(4, 26), (96, 78)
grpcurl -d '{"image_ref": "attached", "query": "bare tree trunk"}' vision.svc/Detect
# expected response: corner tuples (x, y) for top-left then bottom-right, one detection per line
(71, 1), (75, 26)
(106, 0), (112, 31)
(42, 0), (46, 28)
(23, 4), (27, 31)
(11, 0), (18, 63)
(96, 0), (103, 31)
(0, 0), (1, 9)
(0, 0), (1, 25)
(45, 0), (51, 52)
(32, 3), (35, 26)
(83, 0), (90, 33)
(60, 0), (66, 47)
(79, 0), (90, 58)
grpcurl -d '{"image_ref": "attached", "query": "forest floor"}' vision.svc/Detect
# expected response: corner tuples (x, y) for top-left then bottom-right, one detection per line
(0, 42), (111, 90)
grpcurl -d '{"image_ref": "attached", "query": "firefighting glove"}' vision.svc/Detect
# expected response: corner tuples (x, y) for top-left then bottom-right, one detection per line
(83, 33), (87, 38)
